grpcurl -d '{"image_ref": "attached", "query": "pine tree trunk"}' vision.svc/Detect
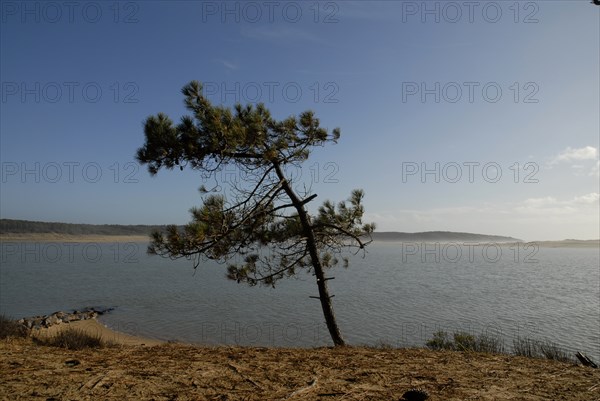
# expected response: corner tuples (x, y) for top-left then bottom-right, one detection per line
(274, 163), (346, 346)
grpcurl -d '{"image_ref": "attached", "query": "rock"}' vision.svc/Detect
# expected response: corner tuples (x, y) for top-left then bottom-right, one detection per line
(95, 307), (115, 315)
(19, 307), (114, 330)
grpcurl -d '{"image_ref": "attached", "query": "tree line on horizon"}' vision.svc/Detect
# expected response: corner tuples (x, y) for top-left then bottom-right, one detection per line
(0, 219), (521, 242)
(0, 219), (167, 236)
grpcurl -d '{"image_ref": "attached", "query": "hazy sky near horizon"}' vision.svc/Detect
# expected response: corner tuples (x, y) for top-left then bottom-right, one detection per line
(1, 1), (598, 241)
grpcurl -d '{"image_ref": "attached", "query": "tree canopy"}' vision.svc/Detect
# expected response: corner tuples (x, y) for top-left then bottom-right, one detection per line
(137, 81), (374, 346)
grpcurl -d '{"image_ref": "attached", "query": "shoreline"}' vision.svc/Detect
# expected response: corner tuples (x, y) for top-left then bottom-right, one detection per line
(523, 239), (600, 248)
(1, 233), (598, 247)
(372, 239), (600, 248)
(31, 318), (164, 346)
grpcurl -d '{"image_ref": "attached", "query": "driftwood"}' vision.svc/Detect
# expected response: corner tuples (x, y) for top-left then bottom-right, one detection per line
(575, 352), (598, 368)
(285, 378), (318, 399)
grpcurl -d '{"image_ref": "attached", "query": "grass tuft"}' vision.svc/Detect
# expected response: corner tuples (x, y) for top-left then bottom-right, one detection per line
(426, 330), (505, 354)
(513, 337), (538, 358)
(539, 340), (574, 363)
(427, 332), (576, 363)
(0, 314), (28, 339)
(513, 336), (575, 363)
(39, 327), (104, 350)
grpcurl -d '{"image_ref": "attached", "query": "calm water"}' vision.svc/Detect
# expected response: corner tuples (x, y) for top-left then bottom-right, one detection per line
(1, 241), (598, 360)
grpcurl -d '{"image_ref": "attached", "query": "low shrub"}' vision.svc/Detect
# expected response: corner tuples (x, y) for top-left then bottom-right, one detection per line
(452, 332), (478, 351)
(426, 330), (454, 351)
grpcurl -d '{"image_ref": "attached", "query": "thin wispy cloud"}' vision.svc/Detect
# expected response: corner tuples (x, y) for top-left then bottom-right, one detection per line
(547, 146), (599, 176)
(590, 160), (600, 177)
(366, 193), (599, 240)
(514, 193), (599, 216)
(334, 1), (400, 22)
(214, 59), (239, 71)
(240, 25), (325, 45)
(573, 193), (600, 204)
(553, 146), (598, 163)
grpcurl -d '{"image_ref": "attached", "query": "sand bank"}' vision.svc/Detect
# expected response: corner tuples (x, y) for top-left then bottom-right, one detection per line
(31, 318), (163, 346)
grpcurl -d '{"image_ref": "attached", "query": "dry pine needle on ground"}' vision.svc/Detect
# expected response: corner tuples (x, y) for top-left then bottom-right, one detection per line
(1, 338), (599, 400)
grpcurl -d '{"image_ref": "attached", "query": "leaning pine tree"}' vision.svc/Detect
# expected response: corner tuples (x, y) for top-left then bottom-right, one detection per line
(136, 81), (375, 346)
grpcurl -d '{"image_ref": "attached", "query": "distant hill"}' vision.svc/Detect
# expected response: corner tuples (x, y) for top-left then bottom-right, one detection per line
(371, 231), (521, 243)
(1, 219), (521, 242)
(0, 219), (166, 236)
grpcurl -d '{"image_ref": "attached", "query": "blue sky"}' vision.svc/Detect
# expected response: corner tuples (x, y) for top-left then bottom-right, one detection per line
(1, 1), (598, 241)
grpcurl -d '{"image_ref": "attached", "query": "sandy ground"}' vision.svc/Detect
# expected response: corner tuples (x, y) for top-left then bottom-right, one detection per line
(1, 332), (599, 400)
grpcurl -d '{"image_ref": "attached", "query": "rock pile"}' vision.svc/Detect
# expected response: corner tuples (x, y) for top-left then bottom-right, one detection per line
(17, 307), (115, 330)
